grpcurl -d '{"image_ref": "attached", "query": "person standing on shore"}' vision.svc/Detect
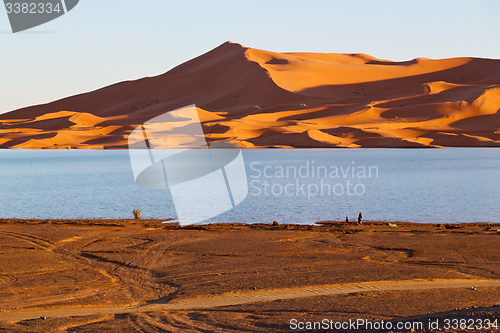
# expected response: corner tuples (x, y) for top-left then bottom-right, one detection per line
(346, 216), (349, 225)
(358, 212), (362, 225)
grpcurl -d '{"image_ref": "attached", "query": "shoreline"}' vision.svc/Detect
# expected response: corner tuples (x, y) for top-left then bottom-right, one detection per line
(0, 218), (498, 228)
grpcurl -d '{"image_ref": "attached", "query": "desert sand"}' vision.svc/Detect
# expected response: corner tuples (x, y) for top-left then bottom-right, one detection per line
(0, 219), (499, 332)
(1, 42), (500, 149)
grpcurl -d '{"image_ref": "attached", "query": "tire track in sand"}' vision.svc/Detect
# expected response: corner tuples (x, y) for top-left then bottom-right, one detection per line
(1, 279), (499, 322)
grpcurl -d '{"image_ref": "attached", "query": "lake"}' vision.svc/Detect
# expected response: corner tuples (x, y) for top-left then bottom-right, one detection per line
(0, 148), (499, 224)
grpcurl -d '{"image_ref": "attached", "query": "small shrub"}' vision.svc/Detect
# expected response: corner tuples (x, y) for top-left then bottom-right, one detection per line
(132, 209), (142, 219)
(354, 292), (370, 298)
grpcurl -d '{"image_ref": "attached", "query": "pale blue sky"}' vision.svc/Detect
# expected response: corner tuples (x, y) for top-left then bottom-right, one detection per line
(1, 0), (499, 114)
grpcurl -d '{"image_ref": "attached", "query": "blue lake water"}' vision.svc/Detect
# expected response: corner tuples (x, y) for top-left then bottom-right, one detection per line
(0, 148), (499, 224)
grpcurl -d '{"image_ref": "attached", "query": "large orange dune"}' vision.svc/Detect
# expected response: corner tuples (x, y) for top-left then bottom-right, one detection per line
(1, 41), (500, 148)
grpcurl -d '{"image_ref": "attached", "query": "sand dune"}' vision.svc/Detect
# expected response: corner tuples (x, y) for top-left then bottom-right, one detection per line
(1, 42), (499, 148)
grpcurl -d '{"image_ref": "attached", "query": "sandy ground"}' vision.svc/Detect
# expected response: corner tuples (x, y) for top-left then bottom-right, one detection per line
(1, 42), (500, 149)
(0, 220), (499, 332)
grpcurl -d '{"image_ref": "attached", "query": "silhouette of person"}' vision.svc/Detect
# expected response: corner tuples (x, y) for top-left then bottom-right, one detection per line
(346, 216), (349, 225)
(358, 212), (363, 225)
